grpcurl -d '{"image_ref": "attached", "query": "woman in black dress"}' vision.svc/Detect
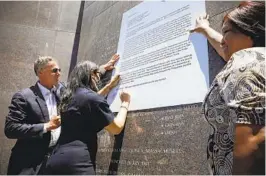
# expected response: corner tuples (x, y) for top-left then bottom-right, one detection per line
(45, 60), (130, 175)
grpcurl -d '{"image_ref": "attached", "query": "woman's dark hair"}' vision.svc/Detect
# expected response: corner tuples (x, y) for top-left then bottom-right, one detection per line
(223, 1), (265, 47)
(59, 61), (99, 112)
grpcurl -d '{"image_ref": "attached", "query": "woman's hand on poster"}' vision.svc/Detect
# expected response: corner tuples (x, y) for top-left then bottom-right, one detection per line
(120, 90), (130, 103)
(190, 14), (210, 34)
(103, 54), (120, 71)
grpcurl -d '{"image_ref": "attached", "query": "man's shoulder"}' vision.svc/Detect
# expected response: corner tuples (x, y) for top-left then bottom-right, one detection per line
(22, 86), (35, 96)
(13, 85), (36, 99)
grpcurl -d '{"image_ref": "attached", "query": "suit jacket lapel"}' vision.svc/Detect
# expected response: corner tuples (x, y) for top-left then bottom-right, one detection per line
(54, 82), (65, 111)
(31, 83), (50, 122)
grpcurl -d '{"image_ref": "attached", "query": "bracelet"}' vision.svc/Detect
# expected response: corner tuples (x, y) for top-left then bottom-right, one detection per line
(120, 105), (128, 111)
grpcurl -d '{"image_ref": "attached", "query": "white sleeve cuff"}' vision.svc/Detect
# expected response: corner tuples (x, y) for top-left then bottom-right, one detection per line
(43, 123), (48, 133)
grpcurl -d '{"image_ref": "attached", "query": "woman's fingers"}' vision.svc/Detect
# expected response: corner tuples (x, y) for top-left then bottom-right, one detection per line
(198, 13), (209, 20)
(111, 54), (120, 63)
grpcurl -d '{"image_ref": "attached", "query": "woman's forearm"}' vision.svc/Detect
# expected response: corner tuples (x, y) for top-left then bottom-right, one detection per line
(114, 102), (129, 128)
(202, 27), (226, 61)
(98, 75), (120, 96)
(104, 102), (129, 135)
(97, 83), (111, 96)
(233, 124), (265, 174)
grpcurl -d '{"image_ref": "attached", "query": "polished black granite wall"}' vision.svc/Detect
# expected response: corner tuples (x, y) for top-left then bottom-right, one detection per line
(0, 1), (81, 174)
(77, 1), (239, 175)
(0, 1), (240, 175)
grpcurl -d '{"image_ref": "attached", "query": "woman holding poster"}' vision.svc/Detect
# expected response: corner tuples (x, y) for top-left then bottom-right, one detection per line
(191, 1), (265, 175)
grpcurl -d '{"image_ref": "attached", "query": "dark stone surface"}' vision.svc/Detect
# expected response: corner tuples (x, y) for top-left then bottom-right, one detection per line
(0, 1), (38, 27)
(84, 1), (95, 9)
(207, 45), (226, 83)
(78, 1), (141, 64)
(0, 2), (81, 174)
(67, 1), (85, 76)
(0, 23), (56, 91)
(209, 10), (230, 34)
(78, 1), (141, 59)
(0, 24), (57, 174)
(77, 1), (238, 175)
(0, 136), (15, 175)
(53, 31), (75, 82)
(0, 3), (6, 22)
(206, 1), (239, 18)
(93, 1), (116, 18)
(57, 1), (81, 32)
(80, 2), (97, 36)
(35, 1), (61, 30)
(96, 104), (209, 175)
(0, 1), (239, 174)
(208, 9), (236, 83)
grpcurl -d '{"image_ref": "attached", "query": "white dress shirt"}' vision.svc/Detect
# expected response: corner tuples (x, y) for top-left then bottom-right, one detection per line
(38, 82), (61, 147)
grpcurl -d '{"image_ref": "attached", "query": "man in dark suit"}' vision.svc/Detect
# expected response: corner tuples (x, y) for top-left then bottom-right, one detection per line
(5, 56), (63, 175)
(4, 54), (120, 175)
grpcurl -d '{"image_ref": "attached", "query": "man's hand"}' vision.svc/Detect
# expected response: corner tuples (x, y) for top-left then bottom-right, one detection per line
(45, 115), (61, 132)
(103, 54), (120, 71)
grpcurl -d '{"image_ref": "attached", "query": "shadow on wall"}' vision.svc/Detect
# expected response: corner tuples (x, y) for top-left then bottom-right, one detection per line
(68, 1), (85, 79)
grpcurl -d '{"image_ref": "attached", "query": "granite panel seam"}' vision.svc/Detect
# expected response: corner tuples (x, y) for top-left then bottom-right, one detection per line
(0, 21), (76, 34)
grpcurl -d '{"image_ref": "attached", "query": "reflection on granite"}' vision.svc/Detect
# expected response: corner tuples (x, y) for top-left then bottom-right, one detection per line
(35, 1), (61, 30)
(57, 1), (81, 32)
(53, 31), (75, 82)
(84, 1), (94, 9)
(206, 1), (239, 18)
(96, 104), (209, 175)
(0, 1), (38, 27)
(208, 45), (226, 83)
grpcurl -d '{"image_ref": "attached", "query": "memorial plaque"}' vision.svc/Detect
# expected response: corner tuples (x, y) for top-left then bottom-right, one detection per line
(107, 1), (209, 112)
